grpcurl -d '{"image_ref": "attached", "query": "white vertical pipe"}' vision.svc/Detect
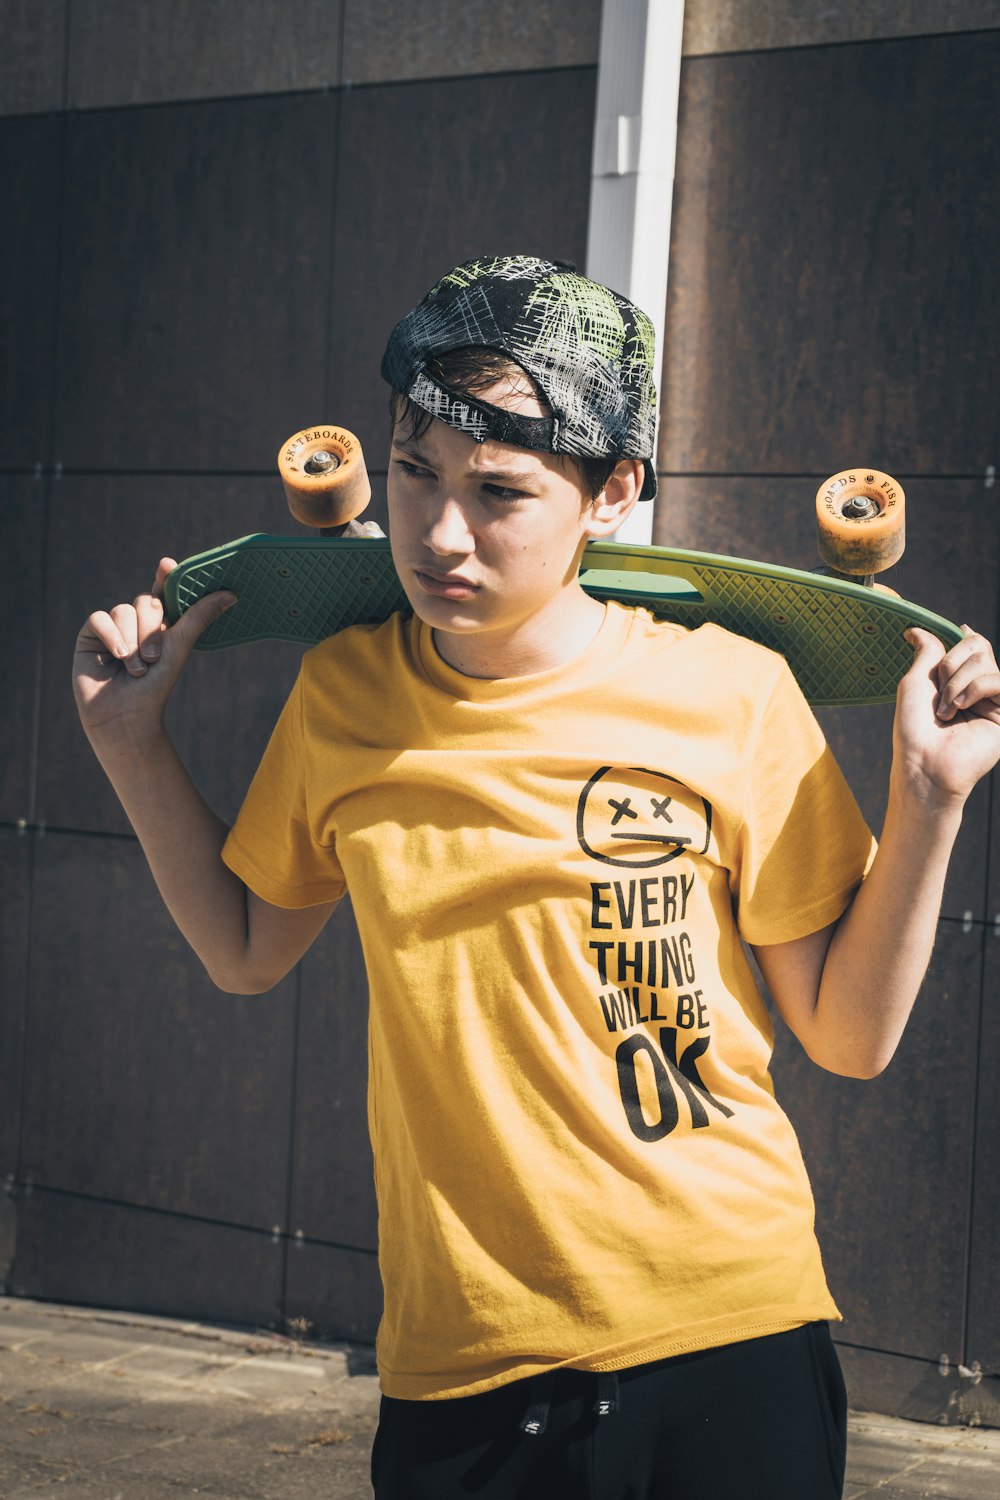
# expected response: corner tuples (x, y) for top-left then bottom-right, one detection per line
(586, 0), (685, 544)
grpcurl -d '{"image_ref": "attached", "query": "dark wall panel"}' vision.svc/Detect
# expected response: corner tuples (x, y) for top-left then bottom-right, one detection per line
(290, 900), (376, 1249)
(652, 475), (996, 921)
(682, 3), (1000, 56)
(0, 0), (67, 115)
(284, 1239), (381, 1345)
(0, 478), (46, 824)
(771, 921), (981, 1360)
(38, 475), (305, 836)
(0, 834), (30, 1177)
(21, 835), (297, 1229)
(67, 0), (343, 109)
(661, 33), (1000, 476)
(11, 1188), (283, 1328)
(342, 0), (599, 84)
(54, 92), (337, 472)
(967, 932), (1000, 1371)
(837, 1344), (1000, 1429)
(0, 114), (61, 467)
(328, 67), (594, 459)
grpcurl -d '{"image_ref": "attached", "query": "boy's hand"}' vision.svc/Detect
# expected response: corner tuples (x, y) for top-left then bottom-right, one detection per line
(73, 557), (236, 740)
(894, 627), (1000, 805)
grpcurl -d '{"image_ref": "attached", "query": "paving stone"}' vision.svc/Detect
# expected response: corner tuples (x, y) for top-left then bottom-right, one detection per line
(847, 1431), (939, 1488)
(18, 1385), (161, 1423)
(15, 1331), (149, 1368)
(1, 1458), (81, 1497)
(92, 1344), (237, 1384)
(2, 1402), (188, 1458)
(66, 1432), (362, 1499)
(844, 1414), (1000, 1497)
(190, 1353), (339, 1403)
(212, 1404), (377, 1452)
(8, 1481), (206, 1500)
(880, 1449), (1000, 1497)
(0, 1322), (61, 1349)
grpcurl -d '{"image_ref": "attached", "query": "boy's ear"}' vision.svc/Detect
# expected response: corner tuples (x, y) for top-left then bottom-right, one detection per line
(584, 459), (644, 537)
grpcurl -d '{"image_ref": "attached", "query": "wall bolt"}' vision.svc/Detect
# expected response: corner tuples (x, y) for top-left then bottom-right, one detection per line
(962, 910), (973, 933)
(938, 1353), (951, 1375)
(985, 465), (996, 489)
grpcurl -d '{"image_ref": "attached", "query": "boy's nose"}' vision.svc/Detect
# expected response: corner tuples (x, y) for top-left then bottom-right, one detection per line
(425, 497), (474, 555)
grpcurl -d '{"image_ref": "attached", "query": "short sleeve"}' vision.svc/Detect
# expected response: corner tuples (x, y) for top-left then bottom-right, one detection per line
(222, 668), (347, 909)
(733, 662), (876, 945)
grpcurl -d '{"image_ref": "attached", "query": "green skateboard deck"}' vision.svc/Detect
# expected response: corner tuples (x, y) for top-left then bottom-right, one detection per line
(163, 534), (962, 707)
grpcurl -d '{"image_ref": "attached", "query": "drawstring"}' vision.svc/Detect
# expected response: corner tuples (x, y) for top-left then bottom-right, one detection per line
(519, 1370), (620, 1435)
(594, 1371), (619, 1417)
(520, 1371), (558, 1435)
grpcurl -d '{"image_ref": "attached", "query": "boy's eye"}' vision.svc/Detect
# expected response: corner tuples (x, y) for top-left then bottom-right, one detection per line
(483, 484), (527, 502)
(395, 459), (434, 480)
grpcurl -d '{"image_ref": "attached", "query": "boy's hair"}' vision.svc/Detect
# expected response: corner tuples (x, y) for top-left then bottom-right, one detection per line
(381, 255), (658, 501)
(389, 346), (618, 501)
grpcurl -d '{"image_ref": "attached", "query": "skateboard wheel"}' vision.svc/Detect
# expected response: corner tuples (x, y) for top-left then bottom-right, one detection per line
(816, 469), (905, 576)
(278, 425), (372, 528)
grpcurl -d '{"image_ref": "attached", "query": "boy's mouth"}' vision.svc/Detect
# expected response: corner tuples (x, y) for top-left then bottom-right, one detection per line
(414, 568), (480, 598)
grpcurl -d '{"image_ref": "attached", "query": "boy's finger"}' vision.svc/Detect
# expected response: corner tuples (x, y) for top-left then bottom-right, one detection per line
(167, 590), (237, 654)
(927, 627), (1000, 719)
(136, 592), (165, 661)
(944, 668), (1000, 719)
(108, 602), (148, 676)
(902, 627), (946, 674)
(152, 557), (179, 599)
(935, 658), (990, 718)
(79, 610), (131, 667)
(936, 627), (992, 678)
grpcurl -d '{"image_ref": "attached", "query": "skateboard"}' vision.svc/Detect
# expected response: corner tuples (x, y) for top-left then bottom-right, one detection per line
(163, 426), (963, 707)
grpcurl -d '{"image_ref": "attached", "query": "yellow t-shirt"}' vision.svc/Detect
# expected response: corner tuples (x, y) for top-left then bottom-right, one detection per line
(223, 602), (876, 1400)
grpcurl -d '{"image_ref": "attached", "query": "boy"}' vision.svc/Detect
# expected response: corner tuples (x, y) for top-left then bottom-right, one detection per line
(74, 255), (1000, 1499)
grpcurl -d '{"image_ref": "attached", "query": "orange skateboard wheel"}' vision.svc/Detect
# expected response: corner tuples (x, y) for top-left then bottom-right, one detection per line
(815, 468), (905, 576)
(278, 425), (372, 529)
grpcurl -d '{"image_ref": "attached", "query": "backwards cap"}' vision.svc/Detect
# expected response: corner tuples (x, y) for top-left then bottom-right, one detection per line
(381, 254), (658, 500)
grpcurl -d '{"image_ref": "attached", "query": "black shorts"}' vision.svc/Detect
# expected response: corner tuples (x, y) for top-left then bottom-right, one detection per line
(371, 1321), (847, 1499)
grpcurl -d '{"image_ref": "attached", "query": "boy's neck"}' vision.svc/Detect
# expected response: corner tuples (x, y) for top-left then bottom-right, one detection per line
(431, 587), (607, 680)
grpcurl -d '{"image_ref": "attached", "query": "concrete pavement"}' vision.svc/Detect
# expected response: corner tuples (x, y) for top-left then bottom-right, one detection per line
(1, 1297), (998, 1498)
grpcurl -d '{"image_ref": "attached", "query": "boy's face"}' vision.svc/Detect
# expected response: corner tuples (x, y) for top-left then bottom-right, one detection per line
(387, 376), (612, 654)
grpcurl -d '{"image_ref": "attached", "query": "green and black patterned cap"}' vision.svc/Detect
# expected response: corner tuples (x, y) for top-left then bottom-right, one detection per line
(381, 255), (658, 500)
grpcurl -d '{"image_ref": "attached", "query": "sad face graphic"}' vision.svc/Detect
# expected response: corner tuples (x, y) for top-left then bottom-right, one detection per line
(576, 766), (712, 869)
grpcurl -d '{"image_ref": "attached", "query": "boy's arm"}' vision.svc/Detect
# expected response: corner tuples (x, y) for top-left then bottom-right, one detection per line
(754, 627), (1000, 1079)
(73, 559), (338, 994)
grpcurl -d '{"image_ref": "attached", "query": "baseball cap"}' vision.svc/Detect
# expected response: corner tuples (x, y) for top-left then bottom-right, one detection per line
(381, 255), (658, 500)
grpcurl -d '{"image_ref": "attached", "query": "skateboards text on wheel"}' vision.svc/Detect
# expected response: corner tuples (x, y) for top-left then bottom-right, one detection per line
(163, 428), (962, 707)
